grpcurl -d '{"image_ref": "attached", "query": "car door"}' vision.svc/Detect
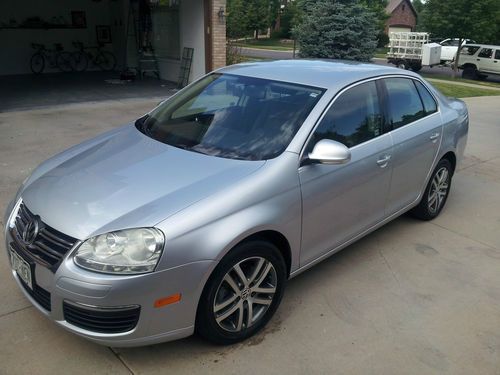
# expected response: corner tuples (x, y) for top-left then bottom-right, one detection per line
(382, 78), (442, 215)
(476, 48), (494, 73)
(299, 80), (393, 266)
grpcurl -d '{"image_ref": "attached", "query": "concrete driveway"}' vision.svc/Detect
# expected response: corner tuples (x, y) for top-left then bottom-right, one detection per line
(1, 96), (499, 374)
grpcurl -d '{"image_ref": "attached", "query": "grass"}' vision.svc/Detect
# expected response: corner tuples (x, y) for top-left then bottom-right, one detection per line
(421, 73), (500, 89)
(374, 47), (389, 59)
(232, 38), (296, 51)
(431, 81), (500, 98)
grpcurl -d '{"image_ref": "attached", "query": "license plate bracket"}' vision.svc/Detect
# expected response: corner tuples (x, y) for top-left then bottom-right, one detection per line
(10, 248), (33, 290)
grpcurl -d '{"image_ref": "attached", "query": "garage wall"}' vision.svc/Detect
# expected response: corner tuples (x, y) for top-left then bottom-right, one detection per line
(156, 0), (206, 82)
(0, 0), (119, 75)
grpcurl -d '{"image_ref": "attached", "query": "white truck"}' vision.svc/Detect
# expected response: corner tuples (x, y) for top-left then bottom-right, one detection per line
(387, 32), (441, 71)
(459, 44), (500, 80)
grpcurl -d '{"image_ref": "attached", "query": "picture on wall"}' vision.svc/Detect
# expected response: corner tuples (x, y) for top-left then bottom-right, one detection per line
(71, 11), (87, 28)
(96, 25), (112, 43)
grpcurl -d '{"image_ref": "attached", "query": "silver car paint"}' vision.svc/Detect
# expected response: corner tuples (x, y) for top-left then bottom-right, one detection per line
(4, 60), (468, 346)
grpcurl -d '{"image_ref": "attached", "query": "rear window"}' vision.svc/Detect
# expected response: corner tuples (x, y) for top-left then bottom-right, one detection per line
(414, 81), (438, 115)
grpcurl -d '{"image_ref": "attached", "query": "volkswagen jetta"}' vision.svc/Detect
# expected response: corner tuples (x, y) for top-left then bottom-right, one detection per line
(4, 60), (468, 346)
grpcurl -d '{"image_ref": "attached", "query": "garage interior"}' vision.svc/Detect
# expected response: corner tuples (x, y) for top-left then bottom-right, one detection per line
(0, 0), (210, 111)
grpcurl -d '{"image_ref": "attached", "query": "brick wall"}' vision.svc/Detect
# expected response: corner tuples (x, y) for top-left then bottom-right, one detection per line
(386, 0), (417, 30)
(211, 0), (227, 70)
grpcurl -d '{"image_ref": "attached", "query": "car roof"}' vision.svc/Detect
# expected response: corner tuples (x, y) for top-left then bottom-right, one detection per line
(464, 44), (500, 49)
(217, 59), (412, 90)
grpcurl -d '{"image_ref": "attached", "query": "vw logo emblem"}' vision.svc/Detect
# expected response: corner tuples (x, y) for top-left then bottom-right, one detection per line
(241, 288), (251, 301)
(22, 216), (41, 245)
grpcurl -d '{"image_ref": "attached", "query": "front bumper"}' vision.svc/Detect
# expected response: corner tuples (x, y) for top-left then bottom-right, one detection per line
(4, 205), (215, 347)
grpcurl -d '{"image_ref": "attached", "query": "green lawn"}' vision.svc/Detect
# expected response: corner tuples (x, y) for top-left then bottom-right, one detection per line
(431, 81), (500, 98)
(374, 47), (389, 59)
(422, 74), (500, 89)
(232, 38), (296, 51)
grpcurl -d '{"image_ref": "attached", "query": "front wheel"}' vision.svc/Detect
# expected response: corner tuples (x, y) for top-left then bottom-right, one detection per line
(196, 240), (286, 344)
(96, 51), (116, 71)
(30, 53), (45, 74)
(410, 159), (453, 220)
(462, 66), (478, 80)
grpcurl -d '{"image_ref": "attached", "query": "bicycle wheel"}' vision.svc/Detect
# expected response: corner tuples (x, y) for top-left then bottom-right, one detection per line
(30, 53), (45, 74)
(56, 52), (73, 72)
(96, 51), (116, 71)
(71, 51), (89, 72)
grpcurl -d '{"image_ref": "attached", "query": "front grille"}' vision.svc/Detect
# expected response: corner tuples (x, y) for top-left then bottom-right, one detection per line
(63, 302), (141, 333)
(12, 202), (78, 270)
(19, 277), (51, 311)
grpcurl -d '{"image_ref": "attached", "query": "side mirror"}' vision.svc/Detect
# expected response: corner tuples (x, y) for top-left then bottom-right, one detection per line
(308, 139), (351, 165)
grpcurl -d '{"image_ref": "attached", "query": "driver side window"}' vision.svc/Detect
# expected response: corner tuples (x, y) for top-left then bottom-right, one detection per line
(307, 81), (383, 153)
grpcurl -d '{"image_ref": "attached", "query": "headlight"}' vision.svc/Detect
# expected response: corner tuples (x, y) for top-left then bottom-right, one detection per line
(74, 228), (164, 274)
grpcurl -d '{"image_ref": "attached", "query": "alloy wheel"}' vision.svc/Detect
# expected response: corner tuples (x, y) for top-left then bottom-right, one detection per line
(213, 256), (277, 333)
(428, 166), (449, 214)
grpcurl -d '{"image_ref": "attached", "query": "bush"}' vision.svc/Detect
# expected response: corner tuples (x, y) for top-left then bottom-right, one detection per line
(293, 0), (378, 61)
(226, 43), (245, 65)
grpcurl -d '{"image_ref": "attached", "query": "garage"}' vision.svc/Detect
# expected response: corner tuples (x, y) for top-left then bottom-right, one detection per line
(0, 0), (226, 110)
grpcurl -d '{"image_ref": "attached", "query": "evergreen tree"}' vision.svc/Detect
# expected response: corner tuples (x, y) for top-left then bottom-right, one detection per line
(293, 0), (378, 61)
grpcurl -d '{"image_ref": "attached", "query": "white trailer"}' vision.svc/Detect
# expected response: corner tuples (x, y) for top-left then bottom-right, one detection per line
(387, 32), (442, 71)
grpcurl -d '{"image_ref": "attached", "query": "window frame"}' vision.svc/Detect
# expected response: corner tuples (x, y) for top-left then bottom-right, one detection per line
(379, 77), (440, 132)
(299, 75), (441, 164)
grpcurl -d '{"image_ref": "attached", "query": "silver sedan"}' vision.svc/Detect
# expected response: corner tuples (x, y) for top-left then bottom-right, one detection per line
(3, 60), (468, 346)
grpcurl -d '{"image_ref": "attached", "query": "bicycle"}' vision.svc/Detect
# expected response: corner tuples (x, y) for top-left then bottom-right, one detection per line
(30, 43), (73, 74)
(71, 41), (117, 72)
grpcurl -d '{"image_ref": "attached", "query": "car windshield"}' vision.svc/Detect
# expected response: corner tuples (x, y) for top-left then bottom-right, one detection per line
(136, 73), (325, 160)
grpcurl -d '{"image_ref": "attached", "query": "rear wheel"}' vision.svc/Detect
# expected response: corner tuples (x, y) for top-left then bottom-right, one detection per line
(71, 51), (89, 72)
(56, 52), (73, 72)
(30, 53), (45, 74)
(196, 240), (286, 344)
(410, 158), (452, 221)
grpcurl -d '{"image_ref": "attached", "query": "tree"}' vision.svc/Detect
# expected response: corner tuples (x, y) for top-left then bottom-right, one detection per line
(227, 0), (248, 39)
(360, 0), (390, 47)
(420, 0), (500, 76)
(293, 0), (378, 61)
(246, 0), (275, 39)
(226, 0), (279, 39)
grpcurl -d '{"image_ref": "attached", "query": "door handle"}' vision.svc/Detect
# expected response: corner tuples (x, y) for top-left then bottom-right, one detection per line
(429, 132), (440, 142)
(376, 154), (391, 168)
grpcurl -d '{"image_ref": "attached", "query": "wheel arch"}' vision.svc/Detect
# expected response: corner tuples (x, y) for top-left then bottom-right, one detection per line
(441, 151), (457, 175)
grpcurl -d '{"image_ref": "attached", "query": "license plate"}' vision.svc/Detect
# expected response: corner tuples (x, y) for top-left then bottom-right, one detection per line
(10, 249), (33, 290)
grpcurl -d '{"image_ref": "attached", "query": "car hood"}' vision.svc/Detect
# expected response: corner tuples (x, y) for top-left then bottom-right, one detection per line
(21, 125), (265, 240)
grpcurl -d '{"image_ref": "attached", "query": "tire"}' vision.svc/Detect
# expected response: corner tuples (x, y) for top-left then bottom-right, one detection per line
(96, 51), (116, 71)
(56, 52), (73, 72)
(410, 159), (453, 221)
(410, 62), (422, 72)
(71, 51), (89, 72)
(462, 66), (478, 80)
(30, 53), (45, 74)
(396, 60), (409, 70)
(196, 240), (287, 345)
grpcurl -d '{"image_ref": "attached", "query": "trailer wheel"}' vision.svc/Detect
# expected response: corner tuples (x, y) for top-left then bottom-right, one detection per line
(410, 62), (422, 72)
(396, 60), (409, 70)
